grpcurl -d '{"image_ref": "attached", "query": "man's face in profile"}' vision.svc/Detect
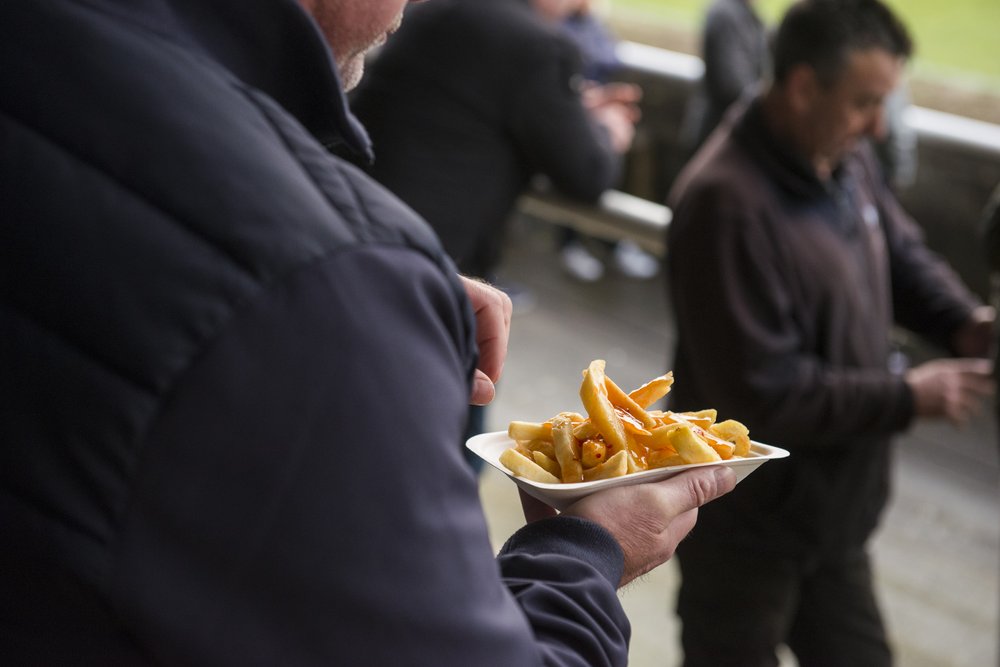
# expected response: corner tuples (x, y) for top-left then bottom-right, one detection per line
(531, 0), (587, 23)
(800, 48), (903, 171)
(298, 0), (418, 90)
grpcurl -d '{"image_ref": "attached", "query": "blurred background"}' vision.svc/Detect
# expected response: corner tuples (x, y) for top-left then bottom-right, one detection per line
(610, 0), (1000, 124)
(478, 219), (999, 667)
(466, 3), (1000, 666)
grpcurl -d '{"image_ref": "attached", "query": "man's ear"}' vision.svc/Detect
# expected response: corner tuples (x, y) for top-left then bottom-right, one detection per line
(785, 64), (819, 115)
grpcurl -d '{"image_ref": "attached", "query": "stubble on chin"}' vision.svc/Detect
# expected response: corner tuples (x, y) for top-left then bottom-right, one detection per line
(339, 56), (365, 91)
(337, 12), (404, 91)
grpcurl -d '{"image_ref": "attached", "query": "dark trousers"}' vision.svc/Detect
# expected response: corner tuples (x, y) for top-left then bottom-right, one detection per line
(676, 539), (892, 667)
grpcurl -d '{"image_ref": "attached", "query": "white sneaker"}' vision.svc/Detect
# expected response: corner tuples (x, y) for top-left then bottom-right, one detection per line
(560, 240), (605, 282)
(613, 240), (659, 279)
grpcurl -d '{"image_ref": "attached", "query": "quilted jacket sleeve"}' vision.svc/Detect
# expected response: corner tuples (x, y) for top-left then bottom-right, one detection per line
(116, 245), (629, 667)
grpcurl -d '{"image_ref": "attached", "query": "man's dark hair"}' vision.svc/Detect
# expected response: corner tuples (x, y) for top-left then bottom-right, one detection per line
(771, 0), (913, 86)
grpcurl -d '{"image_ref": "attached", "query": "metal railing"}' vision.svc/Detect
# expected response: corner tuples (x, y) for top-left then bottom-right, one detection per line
(616, 40), (1000, 158)
(518, 41), (1000, 297)
(518, 187), (671, 257)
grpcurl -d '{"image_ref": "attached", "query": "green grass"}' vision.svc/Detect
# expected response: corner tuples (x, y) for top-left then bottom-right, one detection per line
(613, 0), (1000, 88)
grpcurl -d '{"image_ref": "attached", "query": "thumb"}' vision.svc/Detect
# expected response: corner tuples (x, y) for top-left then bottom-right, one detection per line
(519, 488), (558, 523)
(654, 466), (737, 513)
(469, 370), (496, 406)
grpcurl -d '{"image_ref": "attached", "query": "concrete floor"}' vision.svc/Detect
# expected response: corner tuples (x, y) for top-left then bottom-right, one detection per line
(475, 218), (1000, 667)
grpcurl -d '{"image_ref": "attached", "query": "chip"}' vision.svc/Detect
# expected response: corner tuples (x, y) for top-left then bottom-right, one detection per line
(499, 361), (753, 485)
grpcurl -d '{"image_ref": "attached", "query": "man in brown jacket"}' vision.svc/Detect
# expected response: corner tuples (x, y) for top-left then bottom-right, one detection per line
(666, 1), (994, 665)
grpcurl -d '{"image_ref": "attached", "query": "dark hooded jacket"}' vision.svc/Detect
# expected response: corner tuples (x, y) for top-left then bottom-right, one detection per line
(0, 0), (630, 664)
(667, 98), (980, 555)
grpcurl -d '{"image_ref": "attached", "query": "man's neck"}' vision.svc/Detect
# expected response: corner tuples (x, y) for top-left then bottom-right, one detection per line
(760, 88), (832, 183)
(814, 159), (833, 181)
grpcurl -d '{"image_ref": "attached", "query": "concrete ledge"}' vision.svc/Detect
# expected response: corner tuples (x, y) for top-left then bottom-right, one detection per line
(906, 106), (1000, 156)
(517, 187), (671, 257)
(616, 41), (703, 82)
(616, 40), (1000, 162)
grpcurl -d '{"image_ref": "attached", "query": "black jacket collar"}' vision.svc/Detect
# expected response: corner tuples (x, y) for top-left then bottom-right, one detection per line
(92, 0), (374, 161)
(733, 95), (854, 201)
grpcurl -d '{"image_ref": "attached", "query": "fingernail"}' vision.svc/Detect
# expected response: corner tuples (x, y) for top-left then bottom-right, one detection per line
(471, 377), (495, 405)
(714, 466), (736, 486)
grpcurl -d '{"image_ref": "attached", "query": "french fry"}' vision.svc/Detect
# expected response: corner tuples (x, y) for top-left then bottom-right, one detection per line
(605, 377), (658, 428)
(617, 407), (652, 437)
(579, 360), (628, 452)
(710, 419), (752, 457)
(648, 449), (686, 469)
(524, 438), (555, 460)
(572, 420), (600, 441)
(679, 409), (718, 429)
(499, 363), (752, 485)
(513, 441), (534, 458)
(699, 428), (736, 460)
(582, 449), (629, 481)
(639, 422), (685, 450)
(626, 450), (643, 474)
(628, 372), (674, 408)
(624, 434), (648, 472)
(499, 448), (560, 484)
(531, 450), (562, 478)
(508, 421), (551, 442)
(552, 417), (584, 483)
(668, 424), (722, 464)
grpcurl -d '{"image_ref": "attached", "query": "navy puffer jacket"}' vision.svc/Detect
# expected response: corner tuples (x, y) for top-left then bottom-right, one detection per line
(0, 0), (630, 665)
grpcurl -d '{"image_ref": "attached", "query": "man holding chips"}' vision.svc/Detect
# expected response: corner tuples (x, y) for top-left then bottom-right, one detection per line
(666, 1), (995, 665)
(0, 0), (736, 664)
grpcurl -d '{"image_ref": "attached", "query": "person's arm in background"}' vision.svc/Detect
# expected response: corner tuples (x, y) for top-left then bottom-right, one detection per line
(876, 163), (987, 350)
(560, 5), (641, 160)
(869, 158), (995, 424)
(116, 245), (733, 666)
(580, 81), (642, 155)
(508, 33), (638, 201)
